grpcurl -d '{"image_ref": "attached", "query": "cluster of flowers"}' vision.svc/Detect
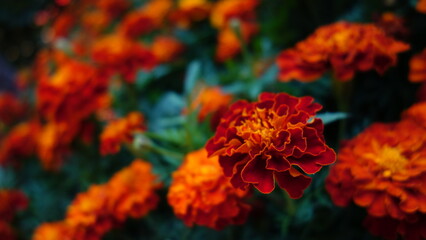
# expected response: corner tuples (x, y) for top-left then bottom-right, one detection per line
(32, 160), (160, 240)
(0, 190), (28, 240)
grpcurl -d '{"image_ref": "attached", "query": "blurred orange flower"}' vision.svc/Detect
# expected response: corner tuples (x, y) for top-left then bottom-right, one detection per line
(169, 0), (212, 28)
(277, 22), (410, 82)
(206, 92), (336, 197)
(168, 148), (251, 230)
(402, 102), (426, 129)
(409, 48), (426, 83)
(374, 12), (408, 40)
(417, 0), (426, 13)
(118, 0), (172, 38)
(188, 86), (232, 128)
(100, 112), (146, 155)
(0, 93), (27, 125)
(152, 36), (184, 63)
(0, 122), (40, 166)
(36, 60), (109, 123)
(33, 159), (160, 239)
(326, 120), (426, 221)
(216, 22), (258, 62)
(91, 35), (157, 83)
(95, 0), (130, 18)
(48, 13), (75, 40)
(210, 0), (259, 29)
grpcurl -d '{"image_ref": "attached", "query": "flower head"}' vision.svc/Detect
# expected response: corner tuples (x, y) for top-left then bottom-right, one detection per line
(36, 60), (109, 123)
(210, 0), (259, 29)
(100, 112), (146, 155)
(206, 92), (336, 198)
(151, 36), (184, 63)
(91, 35), (157, 83)
(168, 148), (251, 230)
(0, 189), (28, 222)
(169, 0), (212, 28)
(417, 0), (426, 13)
(326, 120), (426, 220)
(0, 93), (27, 125)
(409, 48), (426, 83)
(402, 102), (426, 129)
(277, 22), (410, 82)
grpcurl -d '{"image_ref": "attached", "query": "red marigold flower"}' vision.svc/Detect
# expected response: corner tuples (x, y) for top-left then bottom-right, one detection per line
(0, 189), (28, 222)
(0, 122), (40, 167)
(402, 102), (426, 129)
(0, 93), (27, 125)
(277, 22), (410, 82)
(168, 148), (251, 230)
(33, 159), (160, 239)
(151, 36), (184, 63)
(47, 13), (75, 41)
(326, 120), (426, 220)
(417, 0), (426, 14)
(210, 0), (259, 29)
(169, 0), (212, 28)
(91, 35), (157, 83)
(0, 220), (16, 240)
(100, 112), (146, 155)
(215, 22), (258, 62)
(409, 48), (426, 83)
(36, 60), (109, 123)
(118, 0), (172, 38)
(206, 92), (336, 198)
(96, 0), (130, 18)
(364, 214), (426, 240)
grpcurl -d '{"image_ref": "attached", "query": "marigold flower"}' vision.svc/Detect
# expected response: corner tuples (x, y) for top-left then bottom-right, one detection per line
(37, 122), (77, 170)
(151, 36), (184, 63)
(169, 0), (212, 28)
(118, 0), (172, 38)
(188, 86), (232, 128)
(210, 0), (259, 29)
(402, 102), (426, 129)
(0, 221), (16, 240)
(48, 13), (75, 40)
(277, 22), (410, 82)
(364, 214), (426, 240)
(36, 60), (108, 123)
(409, 48), (426, 83)
(374, 12), (408, 40)
(206, 92), (336, 198)
(326, 120), (426, 221)
(168, 148), (251, 230)
(33, 160), (160, 239)
(0, 189), (28, 222)
(216, 22), (258, 62)
(0, 93), (27, 125)
(100, 112), (146, 155)
(0, 122), (40, 166)
(95, 0), (130, 18)
(91, 35), (157, 83)
(417, 0), (426, 13)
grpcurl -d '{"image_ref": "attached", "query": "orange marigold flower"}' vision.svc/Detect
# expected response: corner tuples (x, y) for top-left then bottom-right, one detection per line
(168, 148), (251, 230)
(215, 22), (258, 62)
(0, 122), (40, 166)
(95, 0), (130, 18)
(36, 60), (108, 123)
(81, 10), (111, 35)
(34, 160), (160, 239)
(206, 92), (336, 198)
(188, 86), (232, 128)
(277, 22), (410, 82)
(364, 214), (426, 240)
(0, 93), (27, 125)
(326, 120), (426, 221)
(210, 0), (259, 29)
(48, 12), (75, 40)
(402, 102), (426, 129)
(118, 0), (172, 38)
(37, 122), (77, 170)
(32, 222), (81, 240)
(374, 12), (408, 40)
(169, 0), (212, 28)
(417, 0), (426, 13)
(91, 35), (157, 83)
(106, 160), (161, 221)
(152, 36), (184, 63)
(409, 48), (426, 83)
(100, 112), (146, 155)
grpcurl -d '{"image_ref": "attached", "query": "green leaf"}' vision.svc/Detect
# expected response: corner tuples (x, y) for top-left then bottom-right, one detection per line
(317, 112), (348, 125)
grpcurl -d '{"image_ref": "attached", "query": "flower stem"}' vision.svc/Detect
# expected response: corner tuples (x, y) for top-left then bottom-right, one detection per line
(281, 191), (297, 237)
(332, 78), (352, 143)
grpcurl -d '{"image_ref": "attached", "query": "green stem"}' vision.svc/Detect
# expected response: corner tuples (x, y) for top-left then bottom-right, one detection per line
(332, 78), (352, 142)
(281, 191), (297, 237)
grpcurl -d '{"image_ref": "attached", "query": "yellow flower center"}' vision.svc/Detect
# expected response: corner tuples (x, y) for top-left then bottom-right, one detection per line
(236, 109), (277, 146)
(375, 146), (408, 177)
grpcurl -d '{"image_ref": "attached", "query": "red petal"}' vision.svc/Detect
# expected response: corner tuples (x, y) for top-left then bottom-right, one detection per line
(241, 156), (275, 194)
(274, 169), (312, 199)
